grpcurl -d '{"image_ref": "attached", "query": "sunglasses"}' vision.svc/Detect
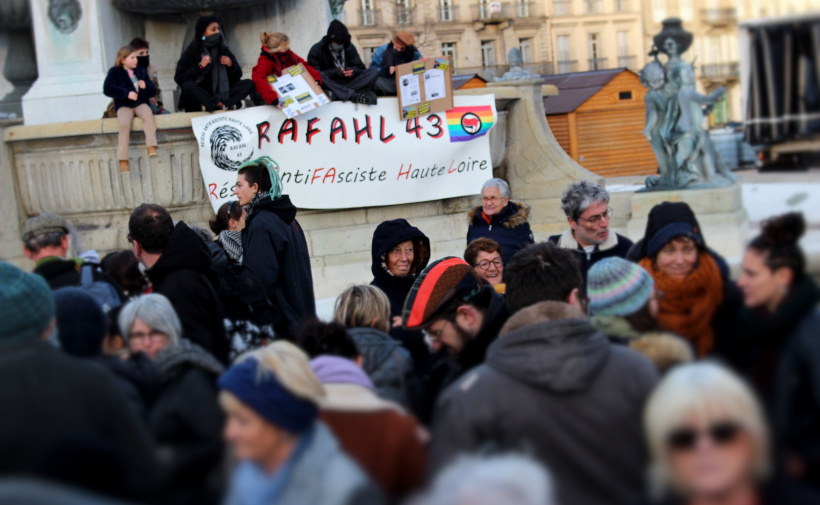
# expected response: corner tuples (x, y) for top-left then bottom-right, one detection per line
(667, 422), (741, 451)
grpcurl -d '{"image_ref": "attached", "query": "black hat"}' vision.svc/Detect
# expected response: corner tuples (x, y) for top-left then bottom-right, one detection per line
(326, 20), (351, 46)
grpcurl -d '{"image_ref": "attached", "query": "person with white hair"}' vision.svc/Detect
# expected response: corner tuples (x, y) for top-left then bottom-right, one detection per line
(466, 178), (534, 265)
(549, 180), (633, 290)
(409, 454), (555, 505)
(640, 362), (820, 505)
(219, 341), (383, 505)
(119, 294), (226, 505)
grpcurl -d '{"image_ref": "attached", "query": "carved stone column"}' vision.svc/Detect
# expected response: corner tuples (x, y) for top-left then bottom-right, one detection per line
(0, 0), (37, 120)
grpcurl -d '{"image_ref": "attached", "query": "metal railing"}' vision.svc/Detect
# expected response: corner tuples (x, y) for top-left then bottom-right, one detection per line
(396, 7), (414, 24)
(455, 61), (554, 80)
(583, 0), (602, 14)
(359, 9), (379, 26)
(439, 4), (458, 21)
(617, 55), (636, 68)
(556, 60), (578, 73)
(553, 0), (571, 15)
(701, 8), (737, 24)
(701, 62), (740, 79)
(589, 57), (608, 70)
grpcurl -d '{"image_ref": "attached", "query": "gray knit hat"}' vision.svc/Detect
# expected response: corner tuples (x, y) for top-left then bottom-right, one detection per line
(0, 262), (55, 345)
(21, 213), (69, 242)
(588, 257), (654, 317)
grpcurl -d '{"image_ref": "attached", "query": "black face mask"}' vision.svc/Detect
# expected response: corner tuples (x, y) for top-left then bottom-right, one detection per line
(202, 33), (221, 49)
(137, 55), (150, 68)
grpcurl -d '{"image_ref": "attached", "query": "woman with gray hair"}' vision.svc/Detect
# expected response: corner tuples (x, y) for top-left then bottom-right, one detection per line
(639, 362), (819, 505)
(466, 178), (534, 265)
(120, 294), (226, 505)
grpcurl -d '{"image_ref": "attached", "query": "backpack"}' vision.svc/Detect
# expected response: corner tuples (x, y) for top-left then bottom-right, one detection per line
(208, 261), (274, 327)
(80, 264), (122, 313)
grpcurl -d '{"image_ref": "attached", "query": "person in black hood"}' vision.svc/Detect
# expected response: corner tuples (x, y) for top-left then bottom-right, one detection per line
(174, 15), (254, 112)
(128, 204), (229, 364)
(307, 20), (379, 105)
(370, 219), (431, 371)
(233, 157), (316, 340)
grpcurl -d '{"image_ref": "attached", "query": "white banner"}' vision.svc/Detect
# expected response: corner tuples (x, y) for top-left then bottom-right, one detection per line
(191, 95), (497, 211)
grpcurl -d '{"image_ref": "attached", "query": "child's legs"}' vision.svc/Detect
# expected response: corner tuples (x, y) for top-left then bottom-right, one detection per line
(134, 103), (157, 148)
(116, 106), (136, 161)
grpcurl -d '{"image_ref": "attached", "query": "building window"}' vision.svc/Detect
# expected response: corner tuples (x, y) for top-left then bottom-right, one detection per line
(517, 0), (530, 17)
(679, 0), (693, 20)
(617, 31), (632, 67)
(362, 47), (378, 66)
(481, 40), (496, 67)
(557, 35), (572, 73)
(396, 0), (412, 25)
(441, 42), (456, 67)
(619, 91), (632, 100)
(519, 38), (534, 63)
(652, 0), (666, 23)
(360, 0), (375, 26)
(584, 0), (602, 14)
(478, 0), (491, 20)
(588, 33), (605, 70)
(553, 0), (571, 15)
(440, 0), (454, 21)
(615, 0), (628, 11)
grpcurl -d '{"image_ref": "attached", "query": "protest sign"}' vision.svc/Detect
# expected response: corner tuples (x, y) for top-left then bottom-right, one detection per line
(191, 95), (497, 211)
(266, 63), (329, 118)
(395, 56), (454, 119)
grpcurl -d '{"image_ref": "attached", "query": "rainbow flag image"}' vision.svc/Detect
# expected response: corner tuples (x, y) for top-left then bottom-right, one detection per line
(446, 106), (495, 143)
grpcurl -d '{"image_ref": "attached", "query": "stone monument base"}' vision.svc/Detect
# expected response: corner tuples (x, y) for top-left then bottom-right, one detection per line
(626, 183), (748, 260)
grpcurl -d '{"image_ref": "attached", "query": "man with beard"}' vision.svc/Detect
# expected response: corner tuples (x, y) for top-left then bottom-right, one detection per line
(369, 31), (423, 96)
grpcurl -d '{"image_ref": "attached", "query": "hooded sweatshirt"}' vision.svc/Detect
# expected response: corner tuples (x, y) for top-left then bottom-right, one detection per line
(431, 306), (658, 505)
(146, 221), (228, 364)
(307, 20), (366, 82)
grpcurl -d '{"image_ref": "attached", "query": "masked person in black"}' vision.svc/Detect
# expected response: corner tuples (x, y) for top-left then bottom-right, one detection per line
(174, 16), (254, 112)
(308, 20), (379, 105)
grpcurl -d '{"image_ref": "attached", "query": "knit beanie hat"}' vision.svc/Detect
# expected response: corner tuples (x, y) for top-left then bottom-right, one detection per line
(53, 287), (107, 358)
(310, 356), (375, 391)
(402, 257), (483, 330)
(642, 201), (704, 258)
(0, 262), (56, 345)
(588, 257), (654, 317)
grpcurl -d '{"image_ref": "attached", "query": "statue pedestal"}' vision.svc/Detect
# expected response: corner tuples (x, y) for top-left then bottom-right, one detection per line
(626, 184), (749, 260)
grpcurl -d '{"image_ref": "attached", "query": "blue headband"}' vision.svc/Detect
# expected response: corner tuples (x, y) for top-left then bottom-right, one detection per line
(647, 222), (703, 258)
(218, 357), (318, 434)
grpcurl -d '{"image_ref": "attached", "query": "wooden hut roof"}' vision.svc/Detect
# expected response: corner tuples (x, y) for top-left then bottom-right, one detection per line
(453, 74), (488, 89)
(542, 68), (629, 115)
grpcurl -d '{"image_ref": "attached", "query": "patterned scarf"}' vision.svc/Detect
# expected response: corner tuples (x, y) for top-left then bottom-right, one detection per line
(244, 190), (269, 216)
(219, 230), (243, 262)
(639, 252), (724, 357)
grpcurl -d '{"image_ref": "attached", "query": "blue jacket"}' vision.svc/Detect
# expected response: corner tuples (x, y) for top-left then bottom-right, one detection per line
(369, 43), (423, 78)
(103, 65), (155, 111)
(466, 201), (535, 265)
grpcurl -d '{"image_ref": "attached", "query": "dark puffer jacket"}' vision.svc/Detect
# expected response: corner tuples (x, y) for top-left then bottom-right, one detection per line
(431, 303), (658, 505)
(242, 195), (315, 340)
(307, 20), (367, 82)
(466, 201), (534, 265)
(348, 327), (420, 411)
(145, 222), (228, 364)
(149, 340), (225, 505)
(93, 352), (158, 421)
(370, 219), (431, 372)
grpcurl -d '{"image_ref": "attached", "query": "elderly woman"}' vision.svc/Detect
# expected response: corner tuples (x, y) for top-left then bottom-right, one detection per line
(370, 219), (430, 370)
(464, 238), (504, 292)
(219, 341), (383, 505)
(549, 180), (633, 287)
(119, 294), (225, 505)
(587, 257), (692, 373)
(734, 212), (820, 487)
(641, 362), (819, 504)
(466, 178), (533, 265)
(334, 285), (419, 411)
(631, 201), (740, 357)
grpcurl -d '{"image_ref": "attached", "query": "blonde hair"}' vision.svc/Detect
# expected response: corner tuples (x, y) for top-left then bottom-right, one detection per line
(260, 32), (290, 52)
(114, 45), (137, 67)
(236, 341), (324, 404)
(644, 362), (770, 495)
(333, 284), (391, 333)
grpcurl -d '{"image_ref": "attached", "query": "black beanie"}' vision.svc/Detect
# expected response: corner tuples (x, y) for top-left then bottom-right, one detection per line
(327, 20), (351, 45)
(641, 201), (704, 258)
(54, 287), (107, 358)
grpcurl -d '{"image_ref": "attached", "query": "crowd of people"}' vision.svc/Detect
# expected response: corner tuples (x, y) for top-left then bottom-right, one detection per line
(2, 163), (819, 505)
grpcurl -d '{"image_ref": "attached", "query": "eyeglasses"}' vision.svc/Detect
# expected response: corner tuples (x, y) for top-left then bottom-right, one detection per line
(476, 258), (503, 270)
(667, 422), (741, 451)
(577, 207), (613, 226)
(424, 320), (450, 342)
(481, 196), (505, 203)
(129, 330), (168, 343)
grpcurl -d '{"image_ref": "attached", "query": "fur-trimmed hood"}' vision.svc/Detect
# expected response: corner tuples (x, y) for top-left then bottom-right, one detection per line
(467, 200), (531, 229)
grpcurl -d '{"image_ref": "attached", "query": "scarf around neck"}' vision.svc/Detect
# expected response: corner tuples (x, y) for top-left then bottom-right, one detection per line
(639, 252), (724, 357)
(330, 44), (346, 69)
(245, 190), (270, 216)
(203, 33), (230, 102)
(219, 230), (243, 262)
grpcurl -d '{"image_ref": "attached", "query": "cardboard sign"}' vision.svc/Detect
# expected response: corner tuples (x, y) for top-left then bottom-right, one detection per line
(395, 56), (454, 119)
(267, 63), (329, 119)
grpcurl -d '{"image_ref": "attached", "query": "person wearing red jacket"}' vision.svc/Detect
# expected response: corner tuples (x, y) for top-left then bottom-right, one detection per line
(252, 32), (322, 106)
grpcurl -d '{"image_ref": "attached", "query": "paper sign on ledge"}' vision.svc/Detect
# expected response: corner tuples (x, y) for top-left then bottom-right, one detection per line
(267, 63), (329, 119)
(395, 56), (454, 119)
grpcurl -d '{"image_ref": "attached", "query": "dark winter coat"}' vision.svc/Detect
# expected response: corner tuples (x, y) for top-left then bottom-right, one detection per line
(252, 48), (322, 105)
(242, 195), (315, 340)
(590, 315), (694, 373)
(467, 201), (535, 265)
(549, 227), (633, 293)
(307, 21), (367, 83)
(431, 305), (659, 505)
(145, 221), (228, 364)
(370, 219), (431, 373)
(0, 340), (160, 501)
(174, 31), (244, 100)
(348, 327), (421, 411)
(33, 257), (124, 299)
(149, 340), (225, 505)
(103, 65), (156, 111)
(92, 352), (158, 421)
(634, 479), (820, 505)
